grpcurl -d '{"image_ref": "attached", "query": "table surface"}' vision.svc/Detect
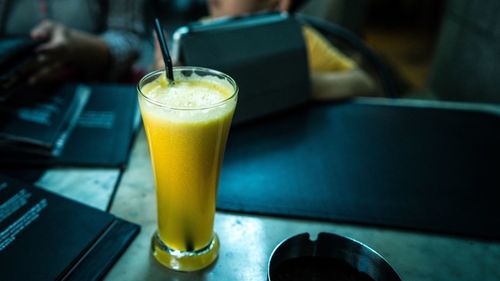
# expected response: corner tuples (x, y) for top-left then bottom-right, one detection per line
(105, 129), (500, 281)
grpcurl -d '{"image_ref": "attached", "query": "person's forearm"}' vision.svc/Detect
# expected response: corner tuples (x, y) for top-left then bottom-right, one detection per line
(310, 68), (379, 101)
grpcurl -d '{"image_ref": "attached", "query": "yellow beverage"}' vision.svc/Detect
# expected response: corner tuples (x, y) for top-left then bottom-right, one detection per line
(137, 67), (237, 271)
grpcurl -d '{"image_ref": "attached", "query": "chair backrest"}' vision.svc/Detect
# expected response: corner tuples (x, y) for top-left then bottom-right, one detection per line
(299, 0), (369, 35)
(427, 0), (500, 104)
(296, 14), (398, 98)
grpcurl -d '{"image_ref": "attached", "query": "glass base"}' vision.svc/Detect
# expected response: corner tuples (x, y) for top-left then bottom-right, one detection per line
(151, 231), (219, 272)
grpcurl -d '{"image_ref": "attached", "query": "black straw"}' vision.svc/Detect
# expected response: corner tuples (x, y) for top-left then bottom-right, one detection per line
(154, 18), (174, 83)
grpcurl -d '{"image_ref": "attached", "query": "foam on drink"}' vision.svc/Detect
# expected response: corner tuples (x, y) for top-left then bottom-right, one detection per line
(140, 72), (236, 123)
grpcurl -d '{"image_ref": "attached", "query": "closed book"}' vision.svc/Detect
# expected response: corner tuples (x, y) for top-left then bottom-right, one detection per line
(0, 175), (140, 280)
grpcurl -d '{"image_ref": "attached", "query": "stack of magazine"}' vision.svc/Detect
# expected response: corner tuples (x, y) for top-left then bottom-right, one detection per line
(0, 84), (90, 157)
(0, 83), (140, 168)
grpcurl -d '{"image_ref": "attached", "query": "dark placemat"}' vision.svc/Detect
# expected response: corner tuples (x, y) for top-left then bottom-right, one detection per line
(218, 99), (500, 240)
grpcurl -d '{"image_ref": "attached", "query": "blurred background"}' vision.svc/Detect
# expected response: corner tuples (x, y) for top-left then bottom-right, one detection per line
(145, 0), (447, 97)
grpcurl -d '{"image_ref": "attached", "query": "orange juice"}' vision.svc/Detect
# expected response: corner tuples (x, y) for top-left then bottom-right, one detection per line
(138, 67), (237, 271)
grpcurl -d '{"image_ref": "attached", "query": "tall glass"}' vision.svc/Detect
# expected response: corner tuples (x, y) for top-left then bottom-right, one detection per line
(137, 67), (238, 271)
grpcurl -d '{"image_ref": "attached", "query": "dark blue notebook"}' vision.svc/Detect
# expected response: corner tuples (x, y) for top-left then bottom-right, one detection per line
(0, 83), (140, 168)
(0, 175), (140, 280)
(218, 98), (500, 240)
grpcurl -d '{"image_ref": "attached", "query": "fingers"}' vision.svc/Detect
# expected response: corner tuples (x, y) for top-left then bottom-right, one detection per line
(35, 24), (72, 67)
(31, 20), (55, 40)
(36, 38), (63, 52)
(28, 62), (63, 85)
(28, 45), (67, 86)
(36, 23), (66, 51)
(28, 54), (63, 85)
(28, 21), (74, 85)
(31, 20), (71, 57)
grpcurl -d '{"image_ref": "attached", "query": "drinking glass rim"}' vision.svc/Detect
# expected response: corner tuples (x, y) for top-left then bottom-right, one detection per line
(137, 66), (238, 111)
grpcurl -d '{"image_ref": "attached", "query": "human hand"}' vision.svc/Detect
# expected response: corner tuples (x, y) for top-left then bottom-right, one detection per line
(28, 20), (76, 84)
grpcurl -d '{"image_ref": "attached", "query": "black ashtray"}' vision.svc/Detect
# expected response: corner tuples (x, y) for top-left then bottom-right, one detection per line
(268, 232), (401, 281)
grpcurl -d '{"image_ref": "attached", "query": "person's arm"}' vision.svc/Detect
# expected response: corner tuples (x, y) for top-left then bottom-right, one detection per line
(310, 68), (380, 101)
(100, 0), (145, 80)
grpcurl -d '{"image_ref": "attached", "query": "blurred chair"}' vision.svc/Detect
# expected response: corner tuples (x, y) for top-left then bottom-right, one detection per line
(299, 0), (369, 35)
(427, 0), (500, 104)
(296, 14), (398, 98)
